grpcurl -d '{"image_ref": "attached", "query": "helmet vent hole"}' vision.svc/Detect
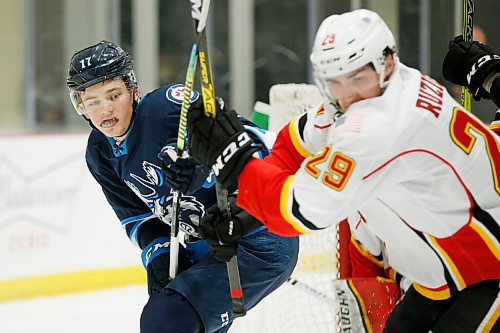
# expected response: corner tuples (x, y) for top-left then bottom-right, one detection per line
(347, 39), (356, 45)
(348, 52), (363, 63)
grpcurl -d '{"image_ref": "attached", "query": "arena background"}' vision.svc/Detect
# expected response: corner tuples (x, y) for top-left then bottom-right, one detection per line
(1, 1), (499, 332)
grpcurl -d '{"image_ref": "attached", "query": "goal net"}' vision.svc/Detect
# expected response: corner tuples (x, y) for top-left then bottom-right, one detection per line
(230, 227), (339, 332)
(232, 84), (350, 333)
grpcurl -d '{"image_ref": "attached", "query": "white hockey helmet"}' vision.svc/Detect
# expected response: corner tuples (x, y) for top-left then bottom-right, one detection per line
(310, 9), (396, 103)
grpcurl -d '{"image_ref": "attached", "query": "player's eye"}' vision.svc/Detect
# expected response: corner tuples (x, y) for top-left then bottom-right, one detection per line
(87, 100), (100, 107)
(327, 80), (341, 88)
(109, 92), (122, 101)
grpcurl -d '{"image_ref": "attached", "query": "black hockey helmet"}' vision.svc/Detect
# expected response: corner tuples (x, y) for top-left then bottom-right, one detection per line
(67, 40), (137, 91)
(66, 40), (138, 114)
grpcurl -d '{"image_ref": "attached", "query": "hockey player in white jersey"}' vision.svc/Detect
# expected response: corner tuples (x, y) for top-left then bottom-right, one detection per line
(186, 9), (500, 332)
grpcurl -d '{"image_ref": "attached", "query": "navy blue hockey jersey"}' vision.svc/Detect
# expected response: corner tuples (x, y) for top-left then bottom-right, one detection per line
(85, 84), (273, 260)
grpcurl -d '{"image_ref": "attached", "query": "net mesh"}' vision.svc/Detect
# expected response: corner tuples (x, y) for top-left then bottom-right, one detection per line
(266, 83), (324, 132)
(231, 228), (338, 332)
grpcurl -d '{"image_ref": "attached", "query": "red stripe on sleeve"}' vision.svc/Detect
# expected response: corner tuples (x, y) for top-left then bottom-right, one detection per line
(236, 121), (309, 236)
(264, 122), (307, 173)
(237, 158), (300, 236)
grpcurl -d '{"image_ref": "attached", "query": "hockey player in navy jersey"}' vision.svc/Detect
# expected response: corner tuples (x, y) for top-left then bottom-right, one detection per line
(66, 40), (299, 333)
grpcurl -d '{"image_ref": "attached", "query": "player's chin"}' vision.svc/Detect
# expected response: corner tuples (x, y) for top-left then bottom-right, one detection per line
(99, 125), (119, 138)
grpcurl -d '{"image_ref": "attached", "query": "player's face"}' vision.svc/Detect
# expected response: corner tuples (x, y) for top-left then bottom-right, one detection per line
(326, 64), (382, 112)
(81, 78), (136, 139)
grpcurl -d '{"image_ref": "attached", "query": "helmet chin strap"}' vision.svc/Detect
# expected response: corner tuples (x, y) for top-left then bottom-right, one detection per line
(379, 55), (398, 89)
(331, 99), (344, 113)
(379, 67), (389, 89)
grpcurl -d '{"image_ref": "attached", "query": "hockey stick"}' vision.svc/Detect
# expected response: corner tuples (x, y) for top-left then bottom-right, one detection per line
(190, 0), (246, 317)
(460, 0), (474, 111)
(286, 277), (335, 305)
(169, 43), (198, 279)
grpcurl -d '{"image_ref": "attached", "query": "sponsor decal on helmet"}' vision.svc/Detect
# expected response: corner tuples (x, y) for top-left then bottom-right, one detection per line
(321, 34), (335, 49)
(165, 84), (200, 105)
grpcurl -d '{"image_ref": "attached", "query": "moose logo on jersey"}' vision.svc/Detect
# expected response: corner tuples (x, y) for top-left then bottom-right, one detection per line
(126, 160), (205, 238)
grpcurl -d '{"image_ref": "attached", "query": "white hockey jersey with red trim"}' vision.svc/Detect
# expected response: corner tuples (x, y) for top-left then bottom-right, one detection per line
(237, 63), (500, 298)
(272, 97), (395, 278)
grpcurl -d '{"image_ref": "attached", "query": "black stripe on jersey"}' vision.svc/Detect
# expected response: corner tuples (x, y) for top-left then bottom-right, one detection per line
(292, 192), (326, 231)
(472, 197), (500, 242)
(411, 228), (459, 295)
(297, 113), (308, 142)
(355, 239), (384, 262)
(395, 272), (403, 288)
(494, 108), (500, 122)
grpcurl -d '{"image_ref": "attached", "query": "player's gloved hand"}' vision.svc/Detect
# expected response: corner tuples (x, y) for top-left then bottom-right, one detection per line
(442, 35), (500, 100)
(187, 98), (262, 189)
(158, 141), (211, 195)
(141, 237), (191, 295)
(199, 195), (263, 262)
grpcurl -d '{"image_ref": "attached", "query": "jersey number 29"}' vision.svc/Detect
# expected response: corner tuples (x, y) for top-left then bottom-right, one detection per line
(305, 146), (355, 191)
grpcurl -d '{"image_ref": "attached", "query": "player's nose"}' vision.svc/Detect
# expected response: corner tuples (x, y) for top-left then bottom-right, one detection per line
(100, 102), (114, 115)
(338, 94), (361, 112)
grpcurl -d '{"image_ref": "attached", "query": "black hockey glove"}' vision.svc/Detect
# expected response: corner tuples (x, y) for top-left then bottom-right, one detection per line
(158, 141), (211, 195)
(199, 195), (263, 262)
(442, 35), (500, 100)
(187, 98), (262, 189)
(141, 237), (191, 295)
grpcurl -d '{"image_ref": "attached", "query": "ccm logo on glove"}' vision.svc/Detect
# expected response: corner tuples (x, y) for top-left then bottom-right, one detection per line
(213, 132), (252, 176)
(144, 240), (170, 265)
(468, 54), (500, 84)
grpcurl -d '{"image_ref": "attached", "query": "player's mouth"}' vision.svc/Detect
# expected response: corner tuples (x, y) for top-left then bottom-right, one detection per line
(100, 117), (119, 128)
